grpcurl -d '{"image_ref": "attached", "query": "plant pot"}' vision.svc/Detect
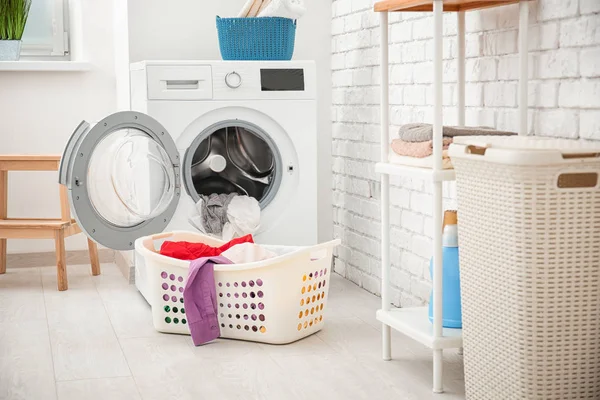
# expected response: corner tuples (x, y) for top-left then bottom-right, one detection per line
(0, 40), (22, 61)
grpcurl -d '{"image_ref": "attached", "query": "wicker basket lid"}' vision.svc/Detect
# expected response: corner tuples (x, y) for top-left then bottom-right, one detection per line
(449, 136), (600, 166)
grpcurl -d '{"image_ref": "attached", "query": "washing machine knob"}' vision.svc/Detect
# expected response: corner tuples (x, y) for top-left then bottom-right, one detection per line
(207, 155), (227, 173)
(225, 71), (242, 89)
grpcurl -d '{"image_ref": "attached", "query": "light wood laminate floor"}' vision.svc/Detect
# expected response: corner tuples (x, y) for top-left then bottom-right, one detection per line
(0, 263), (465, 399)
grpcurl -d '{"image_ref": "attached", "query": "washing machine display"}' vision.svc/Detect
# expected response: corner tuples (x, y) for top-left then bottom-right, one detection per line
(183, 121), (282, 208)
(260, 69), (305, 91)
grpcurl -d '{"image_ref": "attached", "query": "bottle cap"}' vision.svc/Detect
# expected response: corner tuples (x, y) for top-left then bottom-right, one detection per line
(442, 210), (457, 232)
(442, 210), (458, 247)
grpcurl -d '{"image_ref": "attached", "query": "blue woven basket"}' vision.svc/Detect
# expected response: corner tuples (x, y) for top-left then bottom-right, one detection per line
(216, 17), (296, 61)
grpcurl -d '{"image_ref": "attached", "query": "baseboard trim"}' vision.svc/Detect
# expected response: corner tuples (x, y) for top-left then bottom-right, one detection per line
(6, 249), (115, 269)
(115, 250), (135, 284)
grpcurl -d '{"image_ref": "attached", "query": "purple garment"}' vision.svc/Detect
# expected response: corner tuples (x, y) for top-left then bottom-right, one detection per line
(183, 256), (232, 346)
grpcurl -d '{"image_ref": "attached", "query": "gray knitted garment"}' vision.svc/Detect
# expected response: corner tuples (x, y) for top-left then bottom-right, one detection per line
(200, 193), (237, 235)
(398, 123), (517, 142)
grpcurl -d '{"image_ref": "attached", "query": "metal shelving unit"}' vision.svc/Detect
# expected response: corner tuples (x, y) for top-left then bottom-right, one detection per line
(374, 0), (530, 393)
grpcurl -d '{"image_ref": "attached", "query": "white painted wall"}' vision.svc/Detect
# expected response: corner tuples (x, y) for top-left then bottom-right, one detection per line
(126, 0), (333, 242)
(1, 0), (333, 255)
(331, 0), (600, 305)
(0, 1), (117, 254)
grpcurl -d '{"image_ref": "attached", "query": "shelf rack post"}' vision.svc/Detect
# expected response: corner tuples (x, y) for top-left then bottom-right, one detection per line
(432, 0), (444, 394)
(519, 0), (529, 135)
(379, 10), (392, 362)
(457, 11), (466, 126)
(456, 6), (466, 359)
(373, 0), (530, 395)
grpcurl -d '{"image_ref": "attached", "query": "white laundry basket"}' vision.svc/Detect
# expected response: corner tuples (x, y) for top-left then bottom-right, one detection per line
(135, 231), (340, 344)
(449, 137), (600, 400)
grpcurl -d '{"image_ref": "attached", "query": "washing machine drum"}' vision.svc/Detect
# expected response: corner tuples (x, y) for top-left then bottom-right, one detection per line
(185, 124), (282, 207)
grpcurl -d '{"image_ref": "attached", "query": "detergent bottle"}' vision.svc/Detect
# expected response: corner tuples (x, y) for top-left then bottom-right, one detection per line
(428, 210), (462, 328)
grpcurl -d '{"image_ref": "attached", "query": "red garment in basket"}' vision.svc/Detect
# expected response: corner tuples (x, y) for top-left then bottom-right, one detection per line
(159, 235), (254, 260)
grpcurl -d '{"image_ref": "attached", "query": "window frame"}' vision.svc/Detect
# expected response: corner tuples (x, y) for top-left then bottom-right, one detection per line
(20, 0), (70, 59)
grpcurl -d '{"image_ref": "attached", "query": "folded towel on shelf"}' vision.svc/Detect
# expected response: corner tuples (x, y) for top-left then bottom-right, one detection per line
(391, 137), (453, 158)
(388, 150), (454, 170)
(238, 0), (264, 17)
(258, 0), (306, 18)
(398, 123), (517, 143)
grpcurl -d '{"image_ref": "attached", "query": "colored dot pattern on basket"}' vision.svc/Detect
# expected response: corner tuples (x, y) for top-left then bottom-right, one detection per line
(161, 267), (329, 335)
(160, 271), (186, 324)
(216, 279), (267, 334)
(297, 268), (328, 330)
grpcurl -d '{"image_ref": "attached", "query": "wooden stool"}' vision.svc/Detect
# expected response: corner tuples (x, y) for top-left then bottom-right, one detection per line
(0, 155), (100, 291)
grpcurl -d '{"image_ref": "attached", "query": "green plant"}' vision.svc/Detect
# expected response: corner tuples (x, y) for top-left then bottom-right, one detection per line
(0, 0), (32, 40)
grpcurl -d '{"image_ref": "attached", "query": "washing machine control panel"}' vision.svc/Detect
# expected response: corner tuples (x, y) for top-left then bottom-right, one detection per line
(139, 62), (316, 100)
(213, 63), (315, 100)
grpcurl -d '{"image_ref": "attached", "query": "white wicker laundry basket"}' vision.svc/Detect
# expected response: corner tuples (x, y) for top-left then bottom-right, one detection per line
(135, 231), (340, 344)
(449, 136), (600, 400)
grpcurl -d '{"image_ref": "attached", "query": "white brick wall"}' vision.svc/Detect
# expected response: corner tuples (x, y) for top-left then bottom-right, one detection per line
(331, 0), (600, 306)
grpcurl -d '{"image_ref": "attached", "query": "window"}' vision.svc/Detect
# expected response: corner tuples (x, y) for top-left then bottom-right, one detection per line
(20, 0), (69, 58)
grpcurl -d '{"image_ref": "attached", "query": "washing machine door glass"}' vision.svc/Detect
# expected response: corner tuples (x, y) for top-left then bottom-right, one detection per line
(183, 121), (282, 208)
(88, 129), (174, 226)
(59, 112), (180, 250)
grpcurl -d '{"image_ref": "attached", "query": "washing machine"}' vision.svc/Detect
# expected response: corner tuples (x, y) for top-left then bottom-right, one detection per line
(58, 61), (318, 257)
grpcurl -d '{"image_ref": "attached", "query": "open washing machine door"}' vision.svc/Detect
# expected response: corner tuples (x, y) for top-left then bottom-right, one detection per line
(59, 111), (180, 250)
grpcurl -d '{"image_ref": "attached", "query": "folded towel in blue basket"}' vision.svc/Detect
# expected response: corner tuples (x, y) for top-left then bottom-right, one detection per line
(259, 0), (306, 19)
(238, 0), (306, 19)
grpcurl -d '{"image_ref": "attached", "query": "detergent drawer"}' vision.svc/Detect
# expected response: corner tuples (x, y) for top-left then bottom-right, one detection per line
(147, 65), (213, 100)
